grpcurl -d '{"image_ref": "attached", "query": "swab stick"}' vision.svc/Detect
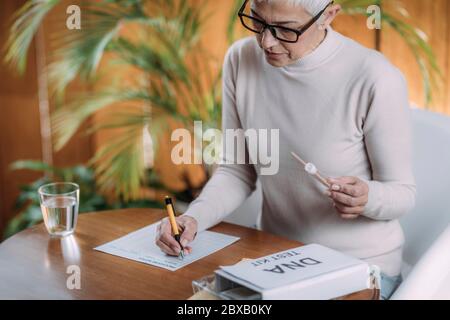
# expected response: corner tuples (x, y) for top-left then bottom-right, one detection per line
(291, 152), (331, 189)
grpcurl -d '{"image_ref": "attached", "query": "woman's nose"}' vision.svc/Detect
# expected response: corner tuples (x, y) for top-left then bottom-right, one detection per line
(260, 28), (279, 49)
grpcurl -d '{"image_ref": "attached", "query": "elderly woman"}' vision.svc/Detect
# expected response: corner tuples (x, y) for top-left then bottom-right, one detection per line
(156, 0), (416, 299)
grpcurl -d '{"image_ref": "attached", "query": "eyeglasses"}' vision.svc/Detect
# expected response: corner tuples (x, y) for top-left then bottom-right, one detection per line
(238, 0), (334, 43)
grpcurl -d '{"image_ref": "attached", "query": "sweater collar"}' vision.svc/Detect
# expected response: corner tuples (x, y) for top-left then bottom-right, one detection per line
(275, 26), (342, 72)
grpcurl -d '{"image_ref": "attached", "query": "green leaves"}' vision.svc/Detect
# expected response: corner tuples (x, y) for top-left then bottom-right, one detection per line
(4, 0), (61, 74)
(47, 4), (126, 97)
(90, 127), (145, 201)
(51, 91), (129, 150)
(10, 159), (60, 175)
(227, 0), (245, 44)
(110, 37), (189, 82)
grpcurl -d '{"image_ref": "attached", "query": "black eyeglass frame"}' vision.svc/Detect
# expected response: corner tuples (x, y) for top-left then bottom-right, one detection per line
(238, 0), (334, 43)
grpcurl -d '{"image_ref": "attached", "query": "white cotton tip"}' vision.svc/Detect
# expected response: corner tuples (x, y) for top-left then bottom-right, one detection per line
(305, 163), (318, 175)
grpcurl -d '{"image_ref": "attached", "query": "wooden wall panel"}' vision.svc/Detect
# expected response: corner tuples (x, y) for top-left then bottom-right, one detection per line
(333, 14), (377, 49)
(447, 0), (450, 116)
(381, 0), (449, 113)
(0, 1), (42, 238)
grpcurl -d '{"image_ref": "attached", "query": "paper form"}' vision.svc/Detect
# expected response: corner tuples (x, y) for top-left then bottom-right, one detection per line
(94, 222), (240, 271)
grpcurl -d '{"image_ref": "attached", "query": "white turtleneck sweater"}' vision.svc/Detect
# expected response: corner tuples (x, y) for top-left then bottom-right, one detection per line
(183, 27), (416, 276)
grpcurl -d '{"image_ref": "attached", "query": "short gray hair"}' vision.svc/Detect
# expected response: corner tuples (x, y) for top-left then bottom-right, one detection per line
(252, 0), (331, 16)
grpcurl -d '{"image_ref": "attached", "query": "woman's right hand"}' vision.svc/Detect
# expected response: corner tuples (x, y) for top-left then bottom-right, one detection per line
(155, 215), (198, 256)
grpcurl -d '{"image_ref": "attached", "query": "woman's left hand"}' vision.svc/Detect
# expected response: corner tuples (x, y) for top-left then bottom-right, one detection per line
(326, 177), (369, 220)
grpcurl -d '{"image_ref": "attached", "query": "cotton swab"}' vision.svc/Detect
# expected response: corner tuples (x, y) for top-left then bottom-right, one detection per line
(291, 152), (331, 189)
(291, 152), (360, 219)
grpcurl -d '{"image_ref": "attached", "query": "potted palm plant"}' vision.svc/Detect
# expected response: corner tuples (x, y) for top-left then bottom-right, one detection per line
(5, 0), (222, 201)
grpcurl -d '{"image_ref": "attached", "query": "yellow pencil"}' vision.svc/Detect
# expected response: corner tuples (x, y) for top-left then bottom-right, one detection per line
(164, 196), (185, 259)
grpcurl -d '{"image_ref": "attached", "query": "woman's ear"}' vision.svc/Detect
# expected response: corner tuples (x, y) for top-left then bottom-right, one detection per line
(321, 4), (341, 29)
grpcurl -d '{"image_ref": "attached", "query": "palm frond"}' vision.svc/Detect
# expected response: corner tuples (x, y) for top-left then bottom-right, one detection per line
(51, 86), (185, 151)
(89, 126), (145, 201)
(52, 91), (126, 150)
(227, 0), (244, 44)
(4, 0), (61, 74)
(109, 37), (189, 83)
(46, 5), (129, 97)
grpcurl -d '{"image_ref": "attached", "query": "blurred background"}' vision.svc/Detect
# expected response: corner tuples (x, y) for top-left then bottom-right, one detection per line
(1, 0), (449, 240)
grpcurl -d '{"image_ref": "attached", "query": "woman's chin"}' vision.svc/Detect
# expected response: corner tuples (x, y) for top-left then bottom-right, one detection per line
(265, 55), (289, 67)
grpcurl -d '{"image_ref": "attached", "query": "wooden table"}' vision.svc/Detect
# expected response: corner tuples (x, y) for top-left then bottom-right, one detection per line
(0, 208), (375, 300)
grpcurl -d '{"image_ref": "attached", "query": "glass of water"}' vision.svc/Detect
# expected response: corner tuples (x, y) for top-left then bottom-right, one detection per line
(38, 182), (79, 237)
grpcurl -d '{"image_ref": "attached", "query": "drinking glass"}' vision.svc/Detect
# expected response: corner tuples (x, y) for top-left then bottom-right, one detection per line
(38, 182), (79, 237)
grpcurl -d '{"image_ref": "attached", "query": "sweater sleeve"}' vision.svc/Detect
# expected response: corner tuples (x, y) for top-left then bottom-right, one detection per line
(361, 65), (417, 221)
(182, 46), (258, 232)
